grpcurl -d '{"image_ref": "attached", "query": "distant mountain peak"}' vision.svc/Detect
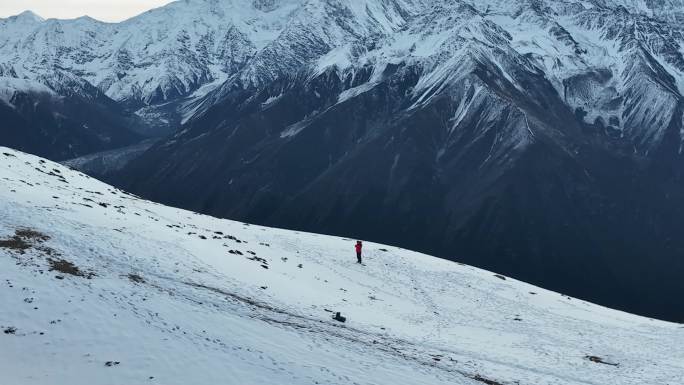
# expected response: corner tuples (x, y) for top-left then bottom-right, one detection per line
(9, 10), (45, 23)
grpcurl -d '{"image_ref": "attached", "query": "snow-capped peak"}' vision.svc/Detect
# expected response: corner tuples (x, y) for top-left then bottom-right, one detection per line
(9, 10), (45, 23)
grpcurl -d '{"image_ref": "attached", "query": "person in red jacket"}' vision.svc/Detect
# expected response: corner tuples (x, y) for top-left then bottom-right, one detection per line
(355, 241), (363, 264)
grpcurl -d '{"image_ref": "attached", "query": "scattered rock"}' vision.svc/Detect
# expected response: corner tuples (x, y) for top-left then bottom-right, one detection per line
(127, 274), (145, 284)
(3, 327), (17, 335)
(332, 312), (346, 323)
(586, 355), (619, 367)
(471, 374), (503, 385)
(105, 361), (121, 367)
(247, 256), (267, 264)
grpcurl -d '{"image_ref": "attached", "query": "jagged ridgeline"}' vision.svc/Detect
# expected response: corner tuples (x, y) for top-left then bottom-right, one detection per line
(1, 0), (684, 321)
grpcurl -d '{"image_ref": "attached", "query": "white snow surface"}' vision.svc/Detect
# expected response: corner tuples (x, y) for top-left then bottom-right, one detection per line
(1, 147), (683, 385)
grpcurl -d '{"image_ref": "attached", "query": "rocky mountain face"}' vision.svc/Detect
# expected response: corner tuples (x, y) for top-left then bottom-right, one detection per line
(0, 76), (142, 160)
(2, 0), (684, 321)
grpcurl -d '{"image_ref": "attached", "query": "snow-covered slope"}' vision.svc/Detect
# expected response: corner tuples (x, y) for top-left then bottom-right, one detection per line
(1, 147), (683, 385)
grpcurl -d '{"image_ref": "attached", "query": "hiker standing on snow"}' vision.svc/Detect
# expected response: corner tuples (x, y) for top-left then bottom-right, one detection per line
(355, 241), (363, 264)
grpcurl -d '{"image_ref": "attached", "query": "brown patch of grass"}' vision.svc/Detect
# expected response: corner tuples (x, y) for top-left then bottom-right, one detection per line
(15, 229), (50, 242)
(0, 236), (32, 252)
(0, 228), (50, 253)
(48, 258), (94, 279)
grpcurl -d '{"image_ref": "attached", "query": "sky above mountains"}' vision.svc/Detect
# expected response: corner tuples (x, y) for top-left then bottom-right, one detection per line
(0, 0), (173, 22)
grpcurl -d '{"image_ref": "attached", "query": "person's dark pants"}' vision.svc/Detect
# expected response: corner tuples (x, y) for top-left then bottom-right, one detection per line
(356, 252), (362, 264)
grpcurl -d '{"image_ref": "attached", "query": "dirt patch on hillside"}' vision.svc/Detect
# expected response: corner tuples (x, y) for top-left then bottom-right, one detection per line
(0, 228), (50, 253)
(15, 229), (50, 242)
(48, 258), (95, 279)
(0, 236), (32, 252)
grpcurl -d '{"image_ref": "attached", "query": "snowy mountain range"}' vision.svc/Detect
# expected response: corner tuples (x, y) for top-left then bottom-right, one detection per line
(2, 0), (683, 159)
(1, 146), (683, 385)
(2, 0), (684, 322)
(0, 1), (301, 127)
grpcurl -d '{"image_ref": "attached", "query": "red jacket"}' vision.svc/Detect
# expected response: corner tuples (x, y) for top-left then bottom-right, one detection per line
(355, 243), (362, 253)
